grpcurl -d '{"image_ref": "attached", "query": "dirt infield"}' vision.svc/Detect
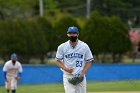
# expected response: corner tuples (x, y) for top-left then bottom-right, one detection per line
(88, 91), (140, 93)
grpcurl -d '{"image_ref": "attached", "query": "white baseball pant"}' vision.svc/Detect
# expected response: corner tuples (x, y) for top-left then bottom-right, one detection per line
(5, 76), (17, 90)
(63, 75), (86, 93)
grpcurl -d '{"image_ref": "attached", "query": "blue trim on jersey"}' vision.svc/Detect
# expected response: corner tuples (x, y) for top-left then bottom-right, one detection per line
(56, 57), (63, 60)
(18, 72), (22, 77)
(3, 71), (7, 80)
(85, 58), (94, 62)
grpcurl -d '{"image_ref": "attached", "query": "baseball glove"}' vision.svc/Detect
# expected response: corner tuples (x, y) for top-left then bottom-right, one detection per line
(15, 77), (20, 80)
(68, 76), (84, 85)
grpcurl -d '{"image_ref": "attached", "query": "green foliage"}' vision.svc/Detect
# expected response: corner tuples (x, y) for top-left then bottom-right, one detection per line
(54, 15), (80, 48)
(0, 0), (139, 27)
(83, 11), (132, 61)
(0, 0), (140, 22)
(0, 17), (53, 63)
(83, 11), (109, 54)
(107, 16), (132, 53)
(36, 17), (53, 51)
(57, 0), (85, 8)
(0, 10), (133, 63)
(44, 0), (58, 9)
(0, 0), (37, 18)
(0, 0), (138, 64)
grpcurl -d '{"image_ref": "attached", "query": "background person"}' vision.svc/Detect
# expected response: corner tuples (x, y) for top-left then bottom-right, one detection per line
(3, 53), (23, 93)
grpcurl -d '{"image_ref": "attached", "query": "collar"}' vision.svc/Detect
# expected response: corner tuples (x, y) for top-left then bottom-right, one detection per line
(69, 39), (79, 49)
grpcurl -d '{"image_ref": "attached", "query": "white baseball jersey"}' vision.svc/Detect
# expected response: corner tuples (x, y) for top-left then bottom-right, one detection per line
(3, 60), (23, 78)
(3, 60), (22, 90)
(56, 40), (94, 76)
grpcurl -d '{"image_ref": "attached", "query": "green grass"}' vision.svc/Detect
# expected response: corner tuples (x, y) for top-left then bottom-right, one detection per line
(0, 80), (140, 93)
(88, 80), (140, 92)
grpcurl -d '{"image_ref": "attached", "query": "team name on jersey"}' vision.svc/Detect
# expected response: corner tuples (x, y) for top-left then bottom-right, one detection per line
(9, 68), (18, 70)
(65, 53), (83, 59)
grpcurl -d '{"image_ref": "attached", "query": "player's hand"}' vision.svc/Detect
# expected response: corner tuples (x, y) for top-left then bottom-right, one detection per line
(63, 67), (73, 73)
(15, 77), (20, 80)
(6, 79), (9, 82)
(79, 72), (84, 78)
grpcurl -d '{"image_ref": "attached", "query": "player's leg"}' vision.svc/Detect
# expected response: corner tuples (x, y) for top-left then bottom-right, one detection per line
(11, 78), (17, 93)
(7, 90), (10, 93)
(5, 78), (11, 93)
(12, 90), (16, 93)
(63, 76), (76, 93)
(75, 76), (86, 93)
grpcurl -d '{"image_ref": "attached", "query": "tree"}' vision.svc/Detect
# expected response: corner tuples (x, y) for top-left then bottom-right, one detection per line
(107, 16), (132, 62)
(83, 11), (132, 63)
(0, 0), (38, 19)
(36, 17), (53, 63)
(54, 15), (80, 49)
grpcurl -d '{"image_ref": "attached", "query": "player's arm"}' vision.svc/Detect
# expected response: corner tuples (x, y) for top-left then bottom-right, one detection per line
(80, 44), (94, 76)
(15, 63), (23, 80)
(56, 60), (73, 73)
(56, 45), (73, 73)
(3, 71), (8, 82)
(81, 61), (92, 76)
(15, 72), (21, 80)
(3, 63), (8, 82)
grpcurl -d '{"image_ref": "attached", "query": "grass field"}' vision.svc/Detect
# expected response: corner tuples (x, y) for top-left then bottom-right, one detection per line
(0, 80), (140, 93)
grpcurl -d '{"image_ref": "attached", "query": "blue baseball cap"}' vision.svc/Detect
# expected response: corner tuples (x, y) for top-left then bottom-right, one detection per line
(11, 53), (17, 59)
(67, 26), (79, 33)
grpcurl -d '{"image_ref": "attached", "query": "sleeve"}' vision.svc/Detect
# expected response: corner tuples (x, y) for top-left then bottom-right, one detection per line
(19, 63), (23, 73)
(3, 63), (8, 80)
(3, 72), (7, 80)
(3, 63), (8, 72)
(55, 45), (64, 61)
(84, 45), (94, 62)
(18, 72), (22, 77)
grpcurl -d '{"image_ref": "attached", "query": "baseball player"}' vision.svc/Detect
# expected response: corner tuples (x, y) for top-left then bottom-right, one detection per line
(3, 53), (23, 93)
(55, 26), (94, 93)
